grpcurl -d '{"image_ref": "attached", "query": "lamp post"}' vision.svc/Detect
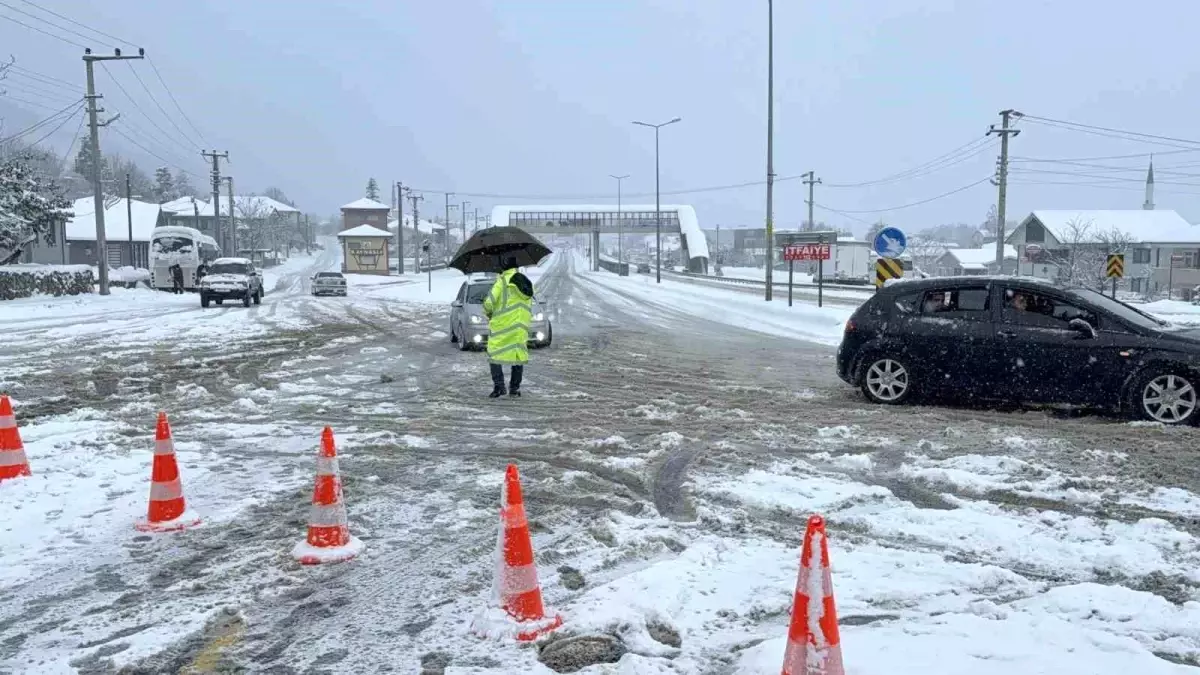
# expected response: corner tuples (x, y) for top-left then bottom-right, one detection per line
(633, 117), (681, 283)
(609, 174), (629, 272)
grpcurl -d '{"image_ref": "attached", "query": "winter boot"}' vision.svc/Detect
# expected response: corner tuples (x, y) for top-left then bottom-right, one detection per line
(489, 386), (507, 399)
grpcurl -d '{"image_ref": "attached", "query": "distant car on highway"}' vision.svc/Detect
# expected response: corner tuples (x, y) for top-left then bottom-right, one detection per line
(838, 276), (1200, 424)
(311, 271), (347, 297)
(637, 263), (651, 274)
(199, 257), (263, 308)
(449, 279), (552, 351)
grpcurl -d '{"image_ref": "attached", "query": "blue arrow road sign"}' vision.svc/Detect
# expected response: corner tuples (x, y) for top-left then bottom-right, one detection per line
(873, 227), (907, 258)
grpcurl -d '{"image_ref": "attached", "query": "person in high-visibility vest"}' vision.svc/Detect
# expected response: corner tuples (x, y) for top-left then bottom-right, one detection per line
(482, 258), (534, 398)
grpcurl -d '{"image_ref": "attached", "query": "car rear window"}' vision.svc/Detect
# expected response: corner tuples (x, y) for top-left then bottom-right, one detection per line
(920, 287), (989, 317)
(316, 272), (342, 278)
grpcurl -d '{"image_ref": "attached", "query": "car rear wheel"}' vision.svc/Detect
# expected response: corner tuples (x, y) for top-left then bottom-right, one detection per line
(1134, 370), (1199, 425)
(860, 357), (913, 405)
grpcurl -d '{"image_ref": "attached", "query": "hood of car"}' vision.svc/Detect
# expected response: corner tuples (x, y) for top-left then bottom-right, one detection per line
(203, 273), (248, 284)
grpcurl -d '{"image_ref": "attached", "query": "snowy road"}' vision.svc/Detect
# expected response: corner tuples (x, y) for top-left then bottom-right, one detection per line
(2, 250), (1200, 673)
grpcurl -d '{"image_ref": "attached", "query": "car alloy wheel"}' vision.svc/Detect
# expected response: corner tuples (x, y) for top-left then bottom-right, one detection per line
(865, 358), (909, 403)
(1141, 373), (1197, 424)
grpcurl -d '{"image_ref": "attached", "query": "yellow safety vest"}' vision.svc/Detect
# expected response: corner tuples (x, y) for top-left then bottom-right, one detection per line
(483, 269), (533, 365)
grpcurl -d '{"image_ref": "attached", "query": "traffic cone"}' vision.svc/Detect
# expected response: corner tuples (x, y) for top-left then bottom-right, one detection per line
(135, 412), (201, 532)
(482, 464), (562, 641)
(292, 427), (363, 564)
(0, 395), (31, 482)
(781, 515), (844, 675)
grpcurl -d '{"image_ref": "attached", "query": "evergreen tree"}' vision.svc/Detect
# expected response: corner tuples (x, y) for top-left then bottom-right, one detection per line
(154, 167), (176, 202)
(365, 178), (380, 201)
(175, 171), (196, 197)
(0, 153), (73, 265)
(72, 143), (107, 189)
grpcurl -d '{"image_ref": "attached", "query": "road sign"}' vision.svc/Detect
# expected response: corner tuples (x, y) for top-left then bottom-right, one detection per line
(783, 243), (831, 262)
(1024, 244), (1043, 261)
(1106, 253), (1124, 279)
(873, 227), (907, 258)
(875, 258), (903, 288)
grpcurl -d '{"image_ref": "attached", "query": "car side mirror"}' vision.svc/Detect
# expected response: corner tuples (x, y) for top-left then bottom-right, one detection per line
(451, 301), (462, 308)
(1068, 318), (1096, 339)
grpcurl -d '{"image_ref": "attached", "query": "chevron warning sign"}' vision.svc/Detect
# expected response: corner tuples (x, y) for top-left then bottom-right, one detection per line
(875, 258), (903, 288)
(1106, 253), (1125, 279)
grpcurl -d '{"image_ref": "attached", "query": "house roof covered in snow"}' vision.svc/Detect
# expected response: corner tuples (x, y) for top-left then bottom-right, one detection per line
(65, 197), (162, 242)
(337, 224), (393, 238)
(159, 196), (206, 214)
(185, 195), (299, 217)
(387, 217), (440, 236)
(1015, 210), (1199, 244)
(490, 204), (710, 261)
(341, 197), (391, 211)
(944, 245), (1017, 266)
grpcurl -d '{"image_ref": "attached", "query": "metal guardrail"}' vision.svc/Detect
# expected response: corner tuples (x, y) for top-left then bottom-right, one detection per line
(663, 269), (874, 294)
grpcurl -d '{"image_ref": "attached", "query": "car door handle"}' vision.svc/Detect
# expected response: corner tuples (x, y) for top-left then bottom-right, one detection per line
(999, 330), (1018, 339)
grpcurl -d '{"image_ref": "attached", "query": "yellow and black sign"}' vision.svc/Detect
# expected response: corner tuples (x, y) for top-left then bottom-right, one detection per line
(1106, 253), (1125, 279)
(875, 258), (903, 288)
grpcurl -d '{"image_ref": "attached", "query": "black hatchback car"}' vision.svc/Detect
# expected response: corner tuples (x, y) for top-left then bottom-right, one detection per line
(837, 276), (1200, 424)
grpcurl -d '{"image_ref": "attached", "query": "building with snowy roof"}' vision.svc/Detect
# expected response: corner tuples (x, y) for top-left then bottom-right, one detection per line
(341, 198), (391, 232)
(161, 195), (301, 252)
(337, 224), (392, 275)
(491, 204), (710, 273)
(21, 197), (167, 267)
(935, 245), (1018, 276)
(1006, 209), (1200, 294)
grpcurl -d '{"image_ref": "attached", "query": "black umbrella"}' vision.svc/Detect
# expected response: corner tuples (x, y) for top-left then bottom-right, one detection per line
(449, 226), (552, 274)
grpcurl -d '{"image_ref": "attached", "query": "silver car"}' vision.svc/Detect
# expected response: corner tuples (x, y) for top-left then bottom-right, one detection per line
(450, 279), (552, 351)
(311, 271), (347, 296)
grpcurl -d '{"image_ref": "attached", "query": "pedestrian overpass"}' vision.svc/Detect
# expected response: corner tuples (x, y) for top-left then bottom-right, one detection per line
(490, 205), (710, 273)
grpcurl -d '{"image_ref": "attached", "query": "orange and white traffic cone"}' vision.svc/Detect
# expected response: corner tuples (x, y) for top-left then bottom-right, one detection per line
(292, 427), (363, 564)
(474, 463), (563, 641)
(781, 515), (844, 675)
(0, 395), (31, 482)
(135, 412), (201, 532)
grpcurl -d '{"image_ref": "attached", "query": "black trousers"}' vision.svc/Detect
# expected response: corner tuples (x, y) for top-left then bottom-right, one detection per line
(490, 363), (524, 391)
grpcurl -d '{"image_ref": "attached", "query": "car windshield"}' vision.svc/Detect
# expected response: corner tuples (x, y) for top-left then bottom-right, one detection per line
(1066, 288), (1172, 331)
(209, 262), (250, 275)
(466, 284), (492, 303)
(152, 236), (194, 253)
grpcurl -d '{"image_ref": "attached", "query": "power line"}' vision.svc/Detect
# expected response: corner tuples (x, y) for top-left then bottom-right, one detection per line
(124, 61), (201, 150)
(7, 63), (76, 88)
(99, 62), (198, 156)
(1018, 116), (1200, 151)
(1019, 113), (1200, 148)
(2, 78), (80, 104)
(14, 0), (137, 48)
(60, 109), (86, 164)
(25, 103), (81, 147)
(0, 98), (83, 143)
(0, 10), (87, 48)
(824, 136), (995, 188)
(108, 124), (204, 180)
(147, 58), (208, 147)
(1009, 166), (1200, 187)
(6, 67), (79, 93)
(0, 92), (63, 111)
(1011, 148), (1200, 163)
(812, 176), (992, 215)
(1008, 178), (1200, 197)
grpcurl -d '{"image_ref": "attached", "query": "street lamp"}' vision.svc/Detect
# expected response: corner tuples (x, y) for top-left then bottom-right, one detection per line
(609, 174), (629, 272)
(632, 117), (681, 283)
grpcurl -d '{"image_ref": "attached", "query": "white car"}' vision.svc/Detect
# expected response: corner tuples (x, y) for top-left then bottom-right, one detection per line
(311, 272), (348, 297)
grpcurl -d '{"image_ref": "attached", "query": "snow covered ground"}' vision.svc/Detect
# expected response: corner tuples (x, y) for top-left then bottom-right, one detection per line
(2, 248), (1199, 673)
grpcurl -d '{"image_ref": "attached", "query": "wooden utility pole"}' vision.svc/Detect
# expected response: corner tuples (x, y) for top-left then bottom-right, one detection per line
(125, 173), (134, 267)
(84, 47), (144, 295)
(224, 176), (236, 253)
(988, 110), (1021, 267)
(395, 181), (405, 274)
(764, 0), (775, 300)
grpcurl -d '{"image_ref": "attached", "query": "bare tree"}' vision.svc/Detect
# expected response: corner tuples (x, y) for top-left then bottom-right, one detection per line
(906, 234), (949, 275)
(1048, 217), (1135, 290)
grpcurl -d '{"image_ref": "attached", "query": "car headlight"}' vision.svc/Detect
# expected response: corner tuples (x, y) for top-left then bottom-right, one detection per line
(534, 312), (545, 321)
(469, 315), (483, 324)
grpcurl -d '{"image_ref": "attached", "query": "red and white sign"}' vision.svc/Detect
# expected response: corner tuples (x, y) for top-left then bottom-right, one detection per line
(1024, 244), (1043, 261)
(783, 243), (831, 262)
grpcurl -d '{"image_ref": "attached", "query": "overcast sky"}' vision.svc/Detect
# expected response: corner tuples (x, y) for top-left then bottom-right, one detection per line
(3, 0), (1200, 236)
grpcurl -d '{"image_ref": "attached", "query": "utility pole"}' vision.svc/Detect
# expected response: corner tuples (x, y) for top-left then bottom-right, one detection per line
(460, 200), (470, 248)
(408, 191), (424, 272)
(474, 207), (479, 234)
(802, 171), (822, 231)
(988, 110), (1021, 267)
(84, 47), (144, 295)
(444, 192), (455, 262)
(125, 173), (134, 267)
(764, 0), (776, 300)
(304, 215), (310, 256)
(202, 150), (229, 251)
(224, 176), (236, 253)
(610, 174), (629, 270)
(395, 182), (405, 274)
